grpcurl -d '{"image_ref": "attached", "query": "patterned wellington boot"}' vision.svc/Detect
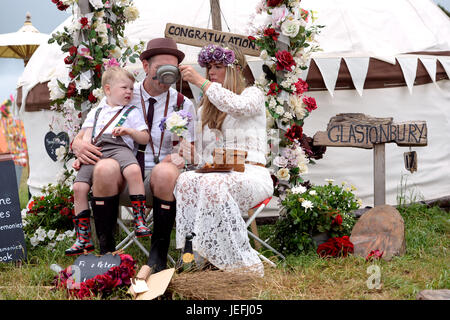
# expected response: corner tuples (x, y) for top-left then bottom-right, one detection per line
(65, 209), (95, 256)
(130, 194), (152, 238)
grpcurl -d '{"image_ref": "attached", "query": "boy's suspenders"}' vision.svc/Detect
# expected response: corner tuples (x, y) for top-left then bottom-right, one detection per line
(91, 105), (136, 144)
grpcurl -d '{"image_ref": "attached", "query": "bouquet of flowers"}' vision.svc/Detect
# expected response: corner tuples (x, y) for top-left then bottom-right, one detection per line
(53, 253), (136, 299)
(317, 236), (354, 258)
(271, 179), (361, 255)
(159, 110), (192, 137)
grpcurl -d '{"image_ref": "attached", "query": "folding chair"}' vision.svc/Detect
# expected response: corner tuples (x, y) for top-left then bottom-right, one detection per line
(115, 206), (176, 265)
(246, 197), (285, 267)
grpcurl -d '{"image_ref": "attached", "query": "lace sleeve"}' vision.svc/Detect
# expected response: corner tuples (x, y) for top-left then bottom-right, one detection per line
(204, 82), (265, 117)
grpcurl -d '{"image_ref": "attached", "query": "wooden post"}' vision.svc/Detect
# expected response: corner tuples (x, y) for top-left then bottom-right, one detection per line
(247, 209), (261, 250)
(210, 0), (222, 31)
(373, 143), (386, 206)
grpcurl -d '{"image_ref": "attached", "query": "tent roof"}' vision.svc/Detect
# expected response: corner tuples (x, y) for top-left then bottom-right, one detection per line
(16, 0), (450, 109)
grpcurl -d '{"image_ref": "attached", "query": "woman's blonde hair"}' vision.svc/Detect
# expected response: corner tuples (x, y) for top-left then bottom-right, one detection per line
(201, 46), (247, 130)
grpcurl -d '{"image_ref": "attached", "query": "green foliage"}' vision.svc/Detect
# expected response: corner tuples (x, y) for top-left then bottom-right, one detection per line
(272, 181), (360, 255)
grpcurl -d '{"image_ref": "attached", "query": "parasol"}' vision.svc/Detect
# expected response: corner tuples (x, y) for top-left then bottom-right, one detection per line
(0, 12), (49, 66)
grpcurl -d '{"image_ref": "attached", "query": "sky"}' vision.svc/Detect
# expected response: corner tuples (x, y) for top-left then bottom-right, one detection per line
(0, 0), (449, 104)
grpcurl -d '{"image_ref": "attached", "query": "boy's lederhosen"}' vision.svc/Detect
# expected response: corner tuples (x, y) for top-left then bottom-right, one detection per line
(75, 105), (138, 186)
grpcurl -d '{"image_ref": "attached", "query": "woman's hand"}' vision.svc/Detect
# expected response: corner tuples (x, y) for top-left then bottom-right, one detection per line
(179, 65), (206, 88)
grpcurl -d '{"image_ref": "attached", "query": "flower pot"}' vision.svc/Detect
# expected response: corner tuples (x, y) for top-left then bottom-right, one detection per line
(312, 232), (330, 246)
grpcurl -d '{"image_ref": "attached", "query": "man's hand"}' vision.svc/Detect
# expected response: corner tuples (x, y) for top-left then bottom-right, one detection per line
(72, 134), (102, 165)
(178, 138), (195, 164)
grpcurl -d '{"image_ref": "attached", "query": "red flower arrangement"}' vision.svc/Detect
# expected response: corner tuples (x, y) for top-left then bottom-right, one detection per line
(51, 0), (69, 11)
(275, 50), (297, 72)
(264, 28), (280, 41)
(294, 78), (309, 95)
(267, 0), (285, 7)
(317, 236), (354, 258)
(267, 82), (280, 96)
(284, 123), (303, 142)
(303, 96), (317, 112)
(53, 254), (136, 299)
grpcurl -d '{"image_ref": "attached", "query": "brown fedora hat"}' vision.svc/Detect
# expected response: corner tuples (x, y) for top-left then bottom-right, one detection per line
(139, 37), (185, 63)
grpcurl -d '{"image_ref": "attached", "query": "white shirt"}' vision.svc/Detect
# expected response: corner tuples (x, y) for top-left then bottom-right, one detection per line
(82, 102), (148, 150)
(130, 82), (196, 170)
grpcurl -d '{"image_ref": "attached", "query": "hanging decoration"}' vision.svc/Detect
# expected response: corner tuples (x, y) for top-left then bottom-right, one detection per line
(247, 0), (326, 199)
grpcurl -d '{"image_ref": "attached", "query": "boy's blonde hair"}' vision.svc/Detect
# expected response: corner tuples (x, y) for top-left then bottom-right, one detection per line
(101, 66), (135, 88)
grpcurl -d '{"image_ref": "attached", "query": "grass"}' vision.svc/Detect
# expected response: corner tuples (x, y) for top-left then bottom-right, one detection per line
(1, 197), (448, 300)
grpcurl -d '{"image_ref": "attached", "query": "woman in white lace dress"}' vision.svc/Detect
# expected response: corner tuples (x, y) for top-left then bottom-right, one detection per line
(177, 45), (273, 275)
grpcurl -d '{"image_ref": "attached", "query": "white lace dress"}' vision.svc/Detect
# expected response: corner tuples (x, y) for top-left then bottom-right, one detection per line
(174, 83), (274, 276)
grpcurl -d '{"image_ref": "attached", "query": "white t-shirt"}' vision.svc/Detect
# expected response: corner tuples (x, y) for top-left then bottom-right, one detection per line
(82, 102), (148, 150)
(129, 83), (196, 170)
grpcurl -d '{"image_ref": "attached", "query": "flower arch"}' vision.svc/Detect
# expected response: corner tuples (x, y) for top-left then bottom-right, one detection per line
(247, 0), (326, 198)
(48, 0), (143, 145)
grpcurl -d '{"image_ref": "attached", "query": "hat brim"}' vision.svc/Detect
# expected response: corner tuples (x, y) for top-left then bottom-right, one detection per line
(139, 48), (185, 63)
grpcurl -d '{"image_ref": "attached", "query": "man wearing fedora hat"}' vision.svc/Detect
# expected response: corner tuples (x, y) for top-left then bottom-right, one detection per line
(71, 38), (196, 273)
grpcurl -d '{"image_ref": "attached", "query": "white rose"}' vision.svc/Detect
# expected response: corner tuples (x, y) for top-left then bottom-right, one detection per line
(124, 6), (139, 21)
(92, 88), (104, 99)
(48, 78), (66, 100)
(89, 0), (104, 10)
(166, 113), (187, 130)
(55, 146), (67, 162)
(276, 168), (290, 181)
(260, 50), (269, 61)
(275, 105), (285, 115)
(109, 46), (122, 59)
(281, 19), (301, 38)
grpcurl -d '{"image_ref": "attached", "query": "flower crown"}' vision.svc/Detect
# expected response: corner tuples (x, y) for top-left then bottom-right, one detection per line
(197, 44), (239, 68)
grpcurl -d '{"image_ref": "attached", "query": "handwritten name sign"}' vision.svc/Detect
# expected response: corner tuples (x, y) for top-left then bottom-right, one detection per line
(72, 253), (121, 283)
(164, 23), (260, 57)
(313, 113), (427, 149)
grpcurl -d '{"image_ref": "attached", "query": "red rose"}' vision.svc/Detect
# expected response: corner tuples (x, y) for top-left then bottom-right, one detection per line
(275, 50), (296, 72)
(294, 78), (309, 95)
(317, 241), (339, 258)
(302, 96), (317, 112)
(264, 28), (280, 41)
(332, 214), (343, 226)
(66, 82), (77, 98)
(267, 0), (285, 7)
(267, 82), (280, 96)
(317, 236), (354, 258)
(248, 35), (256, 41)
(80, 17), (89, 28)
(56, 1), (69, 11)
(60, 207), (71, 216)
(68, 46), (78, 56)
(64, 55), (73, 65)
(284, 124), (303, 142)
(366, 249), (384, 261)
(68, 71), (76, 79)
(88, 92), (97, 103)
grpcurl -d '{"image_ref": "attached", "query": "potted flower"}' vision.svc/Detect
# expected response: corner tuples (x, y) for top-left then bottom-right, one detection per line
(271, 179), (361, 255)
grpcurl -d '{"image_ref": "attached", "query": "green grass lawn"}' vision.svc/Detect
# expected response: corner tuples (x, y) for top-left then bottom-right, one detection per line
(0, 201), (448, 300)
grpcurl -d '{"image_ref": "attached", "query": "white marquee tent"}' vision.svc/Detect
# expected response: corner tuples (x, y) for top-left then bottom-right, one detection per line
(16, 0), (450, 207)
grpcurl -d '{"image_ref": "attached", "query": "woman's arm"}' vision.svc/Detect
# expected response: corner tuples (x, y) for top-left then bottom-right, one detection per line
(204, 82), (265, 117)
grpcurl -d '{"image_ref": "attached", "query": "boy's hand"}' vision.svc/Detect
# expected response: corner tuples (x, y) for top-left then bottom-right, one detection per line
(72, 159), (81, 171)
(112, 127), (130, 137)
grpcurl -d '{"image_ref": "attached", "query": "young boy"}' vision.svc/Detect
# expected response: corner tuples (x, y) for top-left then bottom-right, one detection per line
(65, 66), (151, 256)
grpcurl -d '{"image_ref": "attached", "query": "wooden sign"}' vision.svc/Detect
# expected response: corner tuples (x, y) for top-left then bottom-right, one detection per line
(313, 113), (427, 206)
(0, 153), (27, 263)
(72, 253), (121, 283)
(313, 113), (427, 149)
(44, 131), (70, 162)
(164, 23), (260, 57)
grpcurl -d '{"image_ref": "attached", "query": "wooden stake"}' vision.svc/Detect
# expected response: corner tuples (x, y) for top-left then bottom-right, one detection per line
(373, 143), (386, 206)
(210, 0), (222, 31)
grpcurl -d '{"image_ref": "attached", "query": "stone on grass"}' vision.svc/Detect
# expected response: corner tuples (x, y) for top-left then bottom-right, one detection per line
(350, 205), (406, 261)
